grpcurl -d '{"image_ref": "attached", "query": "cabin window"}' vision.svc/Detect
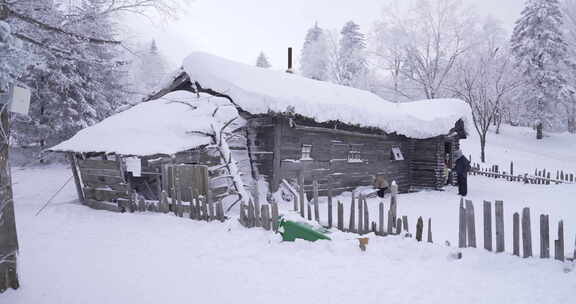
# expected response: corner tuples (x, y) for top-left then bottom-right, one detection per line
(301, 144), (313, 160)
(391, 146), (404, 161)
(347, 150), (362, 163)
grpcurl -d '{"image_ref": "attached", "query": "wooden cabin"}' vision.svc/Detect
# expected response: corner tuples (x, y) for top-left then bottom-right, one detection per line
(50, 52), (470, 212)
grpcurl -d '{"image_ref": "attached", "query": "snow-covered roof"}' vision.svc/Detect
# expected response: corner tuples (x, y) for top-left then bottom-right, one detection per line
(183, 52), (471, 139)
(49, 91), (238, 156)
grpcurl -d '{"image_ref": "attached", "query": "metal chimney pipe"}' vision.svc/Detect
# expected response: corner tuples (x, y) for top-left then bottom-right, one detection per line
(286, 47), (294, 73)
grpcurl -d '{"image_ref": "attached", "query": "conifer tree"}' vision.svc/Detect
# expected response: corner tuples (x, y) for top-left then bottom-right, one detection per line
(510, 0), (568, 139)
(256, 51), (271, 68)
(300, 22), (329, 81)
(336, 21), (367, 88)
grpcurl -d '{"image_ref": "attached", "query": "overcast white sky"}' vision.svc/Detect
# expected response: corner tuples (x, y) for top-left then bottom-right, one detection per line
(126, 0), (525, 69)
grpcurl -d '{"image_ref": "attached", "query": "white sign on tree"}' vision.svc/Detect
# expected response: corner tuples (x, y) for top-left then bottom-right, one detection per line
(9, 86), (31, 115)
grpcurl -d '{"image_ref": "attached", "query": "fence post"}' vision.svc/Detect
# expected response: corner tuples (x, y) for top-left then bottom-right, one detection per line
(248, 200), (255, 228)
(427, 218), (433, 243)
(522, 207), (532, 258)
(402, 215), (409, 233)
(299, 172), (305, 218)
(416, 217), (423, 242)
(313, 179), (319, 222)
(363, 199), (369, 234)
(390, 181), (398, 224)
(465, 200), (476, 248)
(336, 201), (344, 231)
(378, 202), (384, 236)
(495, 200), (504, 252)
(307, 204), (312, 221)
(483, 201), (492, 251)
(349, 192), (356, 233)
(458, 199), (467, 248)
(337, 201), (344, 231)
(387, 208), (394, 235)
(254, 199), (261, 227)
(271, 202), (279, 230)
(510, 161), (514, 176)
(262, 204), (271, 231)
(396, 218), (402, 235)
(540, 214), (550, 258)
(327, 183), (333, 228)
(358, 195), (364, 235)
(554, 220), (565, 262)
(513, 212), (520, 256)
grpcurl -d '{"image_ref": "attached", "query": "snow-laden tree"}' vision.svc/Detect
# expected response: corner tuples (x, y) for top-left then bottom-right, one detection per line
(332, 21), (368, 88)
(131, 40), (169, 95)
(255, 51), (271, 68)
(370, 0), (477, 100)
(0, 0), (184, 292)
(510, 0), (569, 139)
(300, 23), (329, 81)
(450, 18), (521, 162)
(560, 0), (576, 133)
(11, 0), (128, 152)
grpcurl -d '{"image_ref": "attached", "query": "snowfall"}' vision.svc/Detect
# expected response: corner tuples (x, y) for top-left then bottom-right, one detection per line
(3, 124), (576, 304)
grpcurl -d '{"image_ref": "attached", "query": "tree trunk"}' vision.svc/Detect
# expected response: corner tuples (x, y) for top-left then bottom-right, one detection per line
(536, 123), (543, 140)
(0, 103), (20, 292)
(568, 117), (576, 134)
(480, 135), (486, 163)
(495, 114), (502, 134)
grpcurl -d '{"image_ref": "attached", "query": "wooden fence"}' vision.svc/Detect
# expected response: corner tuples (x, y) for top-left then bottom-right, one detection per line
(238, 201), (279, 231)
(279, 178), (433, 242)
(458, 199), (576, 262)
(469, 161), (575, 185)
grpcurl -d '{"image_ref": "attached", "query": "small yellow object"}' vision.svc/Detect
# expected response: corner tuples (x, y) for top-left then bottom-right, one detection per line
(358, 237), (369, 251)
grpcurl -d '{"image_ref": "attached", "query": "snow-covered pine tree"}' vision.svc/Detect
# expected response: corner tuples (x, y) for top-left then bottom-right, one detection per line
(300, 22), (329, 81)
(336, 21), (367, 88)
(131, 40), (169, 96)
(510, 0), (568, 139)
(12, 0), (127, 153)
(256, 51), (271, 68)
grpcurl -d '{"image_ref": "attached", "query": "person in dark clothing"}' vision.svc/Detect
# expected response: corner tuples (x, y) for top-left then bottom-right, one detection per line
(454, 149), (471, 196)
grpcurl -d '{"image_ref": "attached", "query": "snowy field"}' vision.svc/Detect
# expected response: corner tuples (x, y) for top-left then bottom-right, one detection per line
(461, 124), (576, 174)
(3, 162), (576, 304)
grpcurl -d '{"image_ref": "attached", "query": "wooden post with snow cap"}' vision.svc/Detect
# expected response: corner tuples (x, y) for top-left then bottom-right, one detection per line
(522, 208), (532, 258)
(495, 200), (505, 252)
(540, 214), (550, 258)
(458, 198), (467, 248)
(465, 200), (476, 248)
(483, 201), (492, 251)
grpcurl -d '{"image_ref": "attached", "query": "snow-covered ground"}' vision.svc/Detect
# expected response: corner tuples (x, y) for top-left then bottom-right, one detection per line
(4, 163), (576, 304)
(461, 124), (576, 175)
